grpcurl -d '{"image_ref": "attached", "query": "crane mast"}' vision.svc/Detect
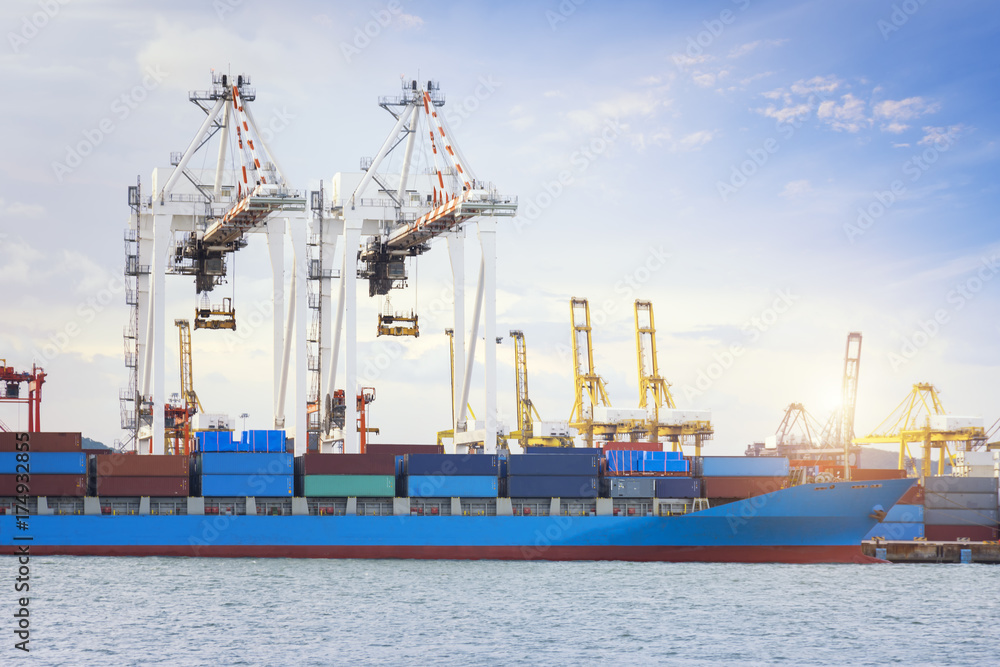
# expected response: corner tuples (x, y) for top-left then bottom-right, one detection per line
(634, 300), (676, 441)
(839, 332), (862, 480)
(568, 298), (613, 446)
(510, 330), (533, 450)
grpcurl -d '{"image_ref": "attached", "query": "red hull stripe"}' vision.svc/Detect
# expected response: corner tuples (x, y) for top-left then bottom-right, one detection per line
(0, 544), (882, 563)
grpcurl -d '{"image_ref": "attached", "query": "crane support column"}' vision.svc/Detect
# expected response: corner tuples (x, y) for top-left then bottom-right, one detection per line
(343, 220), (362, 454)
(268, 219), (285, 428)
(460, 260), (484, 431)
(479, 219), (498, 453)
(150, 213), (171, 455)
(290, 215), (308, 455)
(318, 217), (342, 412)
(447, 229), (466, 433)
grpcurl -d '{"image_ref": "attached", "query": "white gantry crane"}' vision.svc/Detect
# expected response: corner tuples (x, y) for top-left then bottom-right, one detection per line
(313, 78), (517, 453)
(123, 71), (308, 455)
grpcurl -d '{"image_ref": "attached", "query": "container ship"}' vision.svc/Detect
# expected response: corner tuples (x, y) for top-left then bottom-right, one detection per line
(0, 433), (915, 563)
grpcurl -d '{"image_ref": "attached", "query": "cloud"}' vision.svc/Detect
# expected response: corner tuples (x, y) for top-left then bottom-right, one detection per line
(779, 179), (812, 198)
(677, 130), (717, 151)
(1, 200), (45, 218)
(728, 39), (788, 59)
(816, 93), (868, 132)
(756, 75), (842, 124)
(918, 124), (966, 146)
(873, 96), (940, 133)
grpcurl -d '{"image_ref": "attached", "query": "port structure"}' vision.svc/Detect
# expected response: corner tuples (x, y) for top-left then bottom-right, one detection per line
(837, 332), (862, 480)
(634, 300), (713, 453)
(164, 319), (204, 456)
(0, 361), (46, 432)
(313, 78), (517, 454)
(568, 298), (617, 446)
(122, 71), (308, 455)
(854, 383), (986, 477)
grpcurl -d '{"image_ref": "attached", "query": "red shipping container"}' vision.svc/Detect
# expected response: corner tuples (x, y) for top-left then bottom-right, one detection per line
(925, 524), (997, 542)
(0, 432), (82, 452)
(897, 483), (924, 505)
(298, 453), (396, 475)
(852, 468), (908, 481)
(365, 443), (443, 455)
(703, 476), (786, 499)
(601, 442), (664, 452)
(96, 476), (189, 497)
(93, 454), (189, 477)
(0, 474), (87, 497)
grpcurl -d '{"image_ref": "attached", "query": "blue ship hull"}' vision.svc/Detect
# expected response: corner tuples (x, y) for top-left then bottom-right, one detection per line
(0, 479), (914, 563)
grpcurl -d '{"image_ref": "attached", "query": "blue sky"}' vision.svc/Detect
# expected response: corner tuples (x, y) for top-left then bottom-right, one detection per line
(1, 0), (998, 453)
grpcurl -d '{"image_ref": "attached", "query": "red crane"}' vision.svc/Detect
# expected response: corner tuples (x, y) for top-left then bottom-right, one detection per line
(0, 361), (46, 432)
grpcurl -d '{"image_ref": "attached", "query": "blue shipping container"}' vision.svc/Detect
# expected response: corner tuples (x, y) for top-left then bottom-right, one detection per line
(404, 454), (498, 476)
(198, 452), (293, 475)
(654, 477), (702, 499)
(0, 452), (86, 475)
(864, 522), (925, 541)
(200, 474), (293, 497)
(524, 446), (601, 456)
(507, 475), (598, 498)
(885, 503), (924, 523)
(407, 475), (498, 498)
(606, 451), (689, 474)
(508, 454), (598, 476)
(701, 456), (789, 477)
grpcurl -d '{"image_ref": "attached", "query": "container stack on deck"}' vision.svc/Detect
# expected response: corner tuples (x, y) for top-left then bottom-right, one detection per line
(404, 453), (500, 497)
(0, 432), (86, 496)
(195, 452), (293, 497)
(297, 452), (396, 497)
(507, 448), (600, 498)
(92, 453), (189, 497)
(701, 456), (789, 500)
(195, 429), (286, 453)
(923, 476), (998, 541)
(603, 443), (696, 499)
(864, 483), (924, 541)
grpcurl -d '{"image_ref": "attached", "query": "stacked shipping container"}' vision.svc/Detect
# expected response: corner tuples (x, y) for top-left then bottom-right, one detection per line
(864, 480), (924, 541)
(0, 433), (87, 496)
(297, 453), (396, 497)
(195, 452), (293, 497)
(92, 454), (189, 497)
(923, 476), (998, 541)
(700, 456), (789, 499)
(195, 430), (286, 453)
(404, 453), (500, 497)
(508, 449), (599, 498)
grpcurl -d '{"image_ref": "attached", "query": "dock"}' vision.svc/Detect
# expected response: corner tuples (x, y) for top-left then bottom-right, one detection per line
(863, 539), (1000, 563)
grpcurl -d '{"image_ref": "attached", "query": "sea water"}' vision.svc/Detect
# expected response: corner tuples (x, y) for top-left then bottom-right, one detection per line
(5, 557), (999, 665)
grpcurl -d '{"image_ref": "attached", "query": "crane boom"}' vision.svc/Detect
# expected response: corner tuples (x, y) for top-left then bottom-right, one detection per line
(839, 332), (862, 480)
(568, 298), (612, 446)
(510, 330), (532, 449)
(634, 300), (676, 441)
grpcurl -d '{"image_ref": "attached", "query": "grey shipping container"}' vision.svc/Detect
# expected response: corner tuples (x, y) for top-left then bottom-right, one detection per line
(923, 508), (999, 526)
(607, 477), (655, 498)
(508, 453), (599, 476)
(924, 492), (998, 511)
(923, 476), (998, 494)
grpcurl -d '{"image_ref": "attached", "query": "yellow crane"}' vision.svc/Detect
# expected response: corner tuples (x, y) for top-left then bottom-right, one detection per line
(568, 298), (614, 446)
(634, 300), (713, 454)
(854, 383), (986, 476)
(166, 319), (204, 455)
(509, 330), (572, 448)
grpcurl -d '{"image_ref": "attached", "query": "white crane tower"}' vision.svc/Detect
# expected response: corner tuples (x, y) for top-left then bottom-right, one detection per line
(315, 78), (517, 453)
(123, 71), (308, 455)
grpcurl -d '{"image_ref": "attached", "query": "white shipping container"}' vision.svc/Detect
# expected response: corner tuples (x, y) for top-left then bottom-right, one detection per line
(593, 407), (648, 423)
(535, 421), (573, 437)
(928, 415), (983, 431)
(956, 451), (996, 466)
(658, 409), (713, 426)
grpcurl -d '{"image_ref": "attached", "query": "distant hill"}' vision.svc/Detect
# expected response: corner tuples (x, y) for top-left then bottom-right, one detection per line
(82, 437), (112, 450)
